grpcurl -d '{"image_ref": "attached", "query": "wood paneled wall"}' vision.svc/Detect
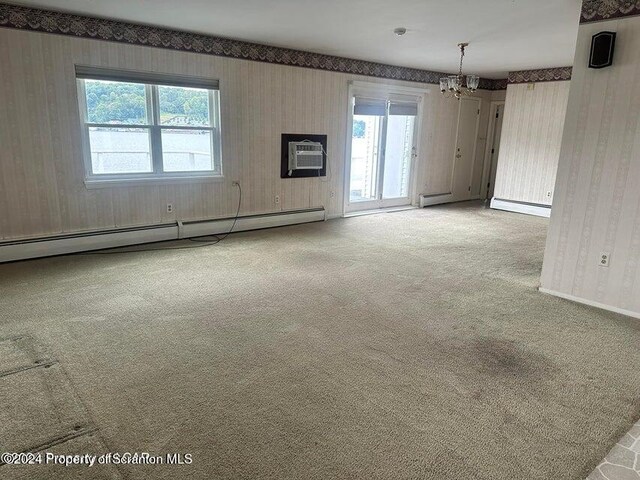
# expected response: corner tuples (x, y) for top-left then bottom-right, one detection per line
(541, 16), (640, 315)
(493, 81), (570, 205)
(0, 28), (493, 241)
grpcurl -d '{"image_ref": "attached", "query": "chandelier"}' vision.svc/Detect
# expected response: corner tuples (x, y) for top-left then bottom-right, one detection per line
(440, 43), (480, 99)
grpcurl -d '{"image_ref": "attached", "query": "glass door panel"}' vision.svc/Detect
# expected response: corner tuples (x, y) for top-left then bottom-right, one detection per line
(382, 114), (415, 199)
(349, 114), (383, 203)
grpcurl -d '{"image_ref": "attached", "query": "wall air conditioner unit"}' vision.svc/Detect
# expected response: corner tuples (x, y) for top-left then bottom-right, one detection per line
(288, 141), (323, 170)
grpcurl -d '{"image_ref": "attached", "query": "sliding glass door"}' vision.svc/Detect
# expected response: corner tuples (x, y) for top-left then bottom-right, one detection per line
(347, 95), (418, 212)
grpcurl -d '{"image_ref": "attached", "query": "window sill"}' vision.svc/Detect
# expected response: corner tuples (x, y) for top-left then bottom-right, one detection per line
(84, 174), (225, 189)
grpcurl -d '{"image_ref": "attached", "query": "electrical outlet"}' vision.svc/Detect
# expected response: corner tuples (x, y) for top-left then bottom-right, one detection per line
(330, 191), (335, 198)
(599, 252), (610, 267)
(546, 191), (552, 198)
(166, 203), (173, 213)
(275, 195), (280, 205)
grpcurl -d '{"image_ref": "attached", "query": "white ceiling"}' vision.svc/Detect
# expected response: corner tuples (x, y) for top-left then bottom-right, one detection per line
(12, 0), (582, 78)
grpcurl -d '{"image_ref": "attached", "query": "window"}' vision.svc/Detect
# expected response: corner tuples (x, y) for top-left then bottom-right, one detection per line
(76, 67), (222, 184)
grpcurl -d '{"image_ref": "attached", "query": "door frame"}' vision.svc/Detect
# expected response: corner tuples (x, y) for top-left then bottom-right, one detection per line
(449, 96), (482, 200)
(480, 101), (505, 200)
(343, 81), (427, 216)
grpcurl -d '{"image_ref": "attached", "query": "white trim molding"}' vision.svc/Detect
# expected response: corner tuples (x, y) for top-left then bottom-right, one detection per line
(0, 208), (325, 263)
(84, 175), (225, 189)
(419, 193), (454, 208)
(490, 197), (551, 218)
(179, 208), (325, 238)
(539, 288), (640, 320)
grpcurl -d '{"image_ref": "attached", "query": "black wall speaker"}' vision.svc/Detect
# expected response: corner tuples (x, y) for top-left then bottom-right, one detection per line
(589, 31), (616, 69)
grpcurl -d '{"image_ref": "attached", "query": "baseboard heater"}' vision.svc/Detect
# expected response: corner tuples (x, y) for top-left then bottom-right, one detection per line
(490, 198), (551, 218)
(0, 207), (325, 263)
(419, 193), (454, 208)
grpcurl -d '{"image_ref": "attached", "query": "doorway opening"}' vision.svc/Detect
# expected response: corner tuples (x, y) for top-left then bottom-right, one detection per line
(481, 101), (505, 200)
(344, 84), (424, 214)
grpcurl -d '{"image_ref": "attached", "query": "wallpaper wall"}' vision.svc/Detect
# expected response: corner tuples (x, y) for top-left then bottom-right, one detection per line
(541, 14), (640, 316)
(493, 81), (570, 206)
(0, 3), (508, 90)
(0, 28), (495, 240)
(507, 68), (572, 84)
(581, 0), (640, 23)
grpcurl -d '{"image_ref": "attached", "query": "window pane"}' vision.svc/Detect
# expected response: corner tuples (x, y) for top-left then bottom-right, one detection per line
(158, 86), (210, 127)
(161, 129), (214, 172)
(88, 127), (152, 174)
(84, 80), (148, 125)
(350, 115), (383, 202)
(382, 115), (415, 199)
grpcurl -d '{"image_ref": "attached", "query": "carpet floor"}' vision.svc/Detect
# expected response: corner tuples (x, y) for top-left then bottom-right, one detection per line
(0, 201), (639, 479)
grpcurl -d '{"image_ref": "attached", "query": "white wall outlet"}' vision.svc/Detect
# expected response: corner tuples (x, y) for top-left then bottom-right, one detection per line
(330, 191), (335, 198)
(275, 195), (280, 205)
(546, 191), (552, 198)
(166, 203), (173, 213)
(599, 252), (610, 267)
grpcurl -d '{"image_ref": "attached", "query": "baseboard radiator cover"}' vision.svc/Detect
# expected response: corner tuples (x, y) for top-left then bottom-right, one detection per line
(419, 193), (454, 208)
(0, 208), (326, 263)
(539, 287), (640, 320)
(490, 198), (551, 218)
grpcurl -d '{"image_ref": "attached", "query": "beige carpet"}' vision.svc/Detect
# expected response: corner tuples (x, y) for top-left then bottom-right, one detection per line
(0, 201), (639, 479)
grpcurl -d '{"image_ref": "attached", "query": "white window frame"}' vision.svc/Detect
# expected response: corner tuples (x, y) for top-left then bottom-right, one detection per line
(77, 74), (223, 188)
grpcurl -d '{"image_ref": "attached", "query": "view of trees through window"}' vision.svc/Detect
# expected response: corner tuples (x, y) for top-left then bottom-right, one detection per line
(85, 80), (210, 125)
(85, 81), (147, 124)
(159, 85), (209, 126)
(352, 120), (366, 138)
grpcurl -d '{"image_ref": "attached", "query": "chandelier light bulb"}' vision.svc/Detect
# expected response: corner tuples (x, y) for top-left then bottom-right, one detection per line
(467, 74), (479, 91)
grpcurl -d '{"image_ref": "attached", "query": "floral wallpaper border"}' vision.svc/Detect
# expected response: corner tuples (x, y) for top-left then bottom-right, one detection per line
(508, 67), (573, 85)
(581, 0), (640, 24)
(0, 3), (510, 90)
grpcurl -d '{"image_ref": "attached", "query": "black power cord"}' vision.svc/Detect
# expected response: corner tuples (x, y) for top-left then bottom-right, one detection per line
(188, 182), (242, 244)
(79, 182), (242, 255)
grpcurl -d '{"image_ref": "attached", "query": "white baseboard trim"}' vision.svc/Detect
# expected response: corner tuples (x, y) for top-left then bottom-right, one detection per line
(490, 198), (551, 218)
(539, 287), (640, 320)
(419, 193), (454, 208)
(343, 206), (417, 218)
(0, 208), (325, 263)
(180, 208), (325, 238)
(0, 225), (179, 264)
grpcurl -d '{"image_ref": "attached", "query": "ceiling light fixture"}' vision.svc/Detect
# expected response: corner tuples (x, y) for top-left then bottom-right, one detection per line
(393, 27), (407, 36)
(440, 43), (480, 99)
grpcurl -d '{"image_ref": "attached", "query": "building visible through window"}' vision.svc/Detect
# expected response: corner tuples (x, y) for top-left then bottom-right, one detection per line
(76, 67), (221, 182)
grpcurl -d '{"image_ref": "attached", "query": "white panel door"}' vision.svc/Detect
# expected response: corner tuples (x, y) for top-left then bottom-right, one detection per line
(451, 97), (481, 200)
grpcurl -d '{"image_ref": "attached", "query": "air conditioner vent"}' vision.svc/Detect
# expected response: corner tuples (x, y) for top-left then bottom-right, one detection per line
(288, 141), (323, 170)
